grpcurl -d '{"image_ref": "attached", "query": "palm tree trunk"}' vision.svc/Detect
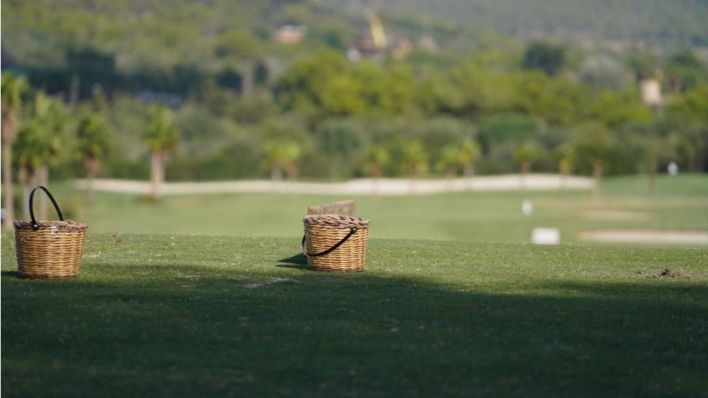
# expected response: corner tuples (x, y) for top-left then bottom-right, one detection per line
(648, 155), (657, 197)
(150, 151), (164, 201)
(371, 166), (381, 195)
(285, 164), (298, 181)
(240, 62), (254, 100)
(559, 163), (567, 190)
(1, 143), (14, 229)
(19, 166), (37, 220)
(270, 163), (282, 181)
(85, 156), (99, 203)
(560, 170), (568, 189)
(648, 169), (656, 197)
(464, 163), (474, 190)
(409, 166), (417, 196)
(87, 169), (96, 203)
(520, 162), (530, 190)
(445, 169), (454, 189)
(592, 161), (603, 194)
(19, 166), (28, 220)
(38, 165), (49, 220)
(69, 74), (80, 109)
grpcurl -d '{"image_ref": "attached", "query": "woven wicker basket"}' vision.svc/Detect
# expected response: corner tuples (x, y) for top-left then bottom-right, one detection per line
(302, 214), (370, 272)
(14, 186), (87, 279)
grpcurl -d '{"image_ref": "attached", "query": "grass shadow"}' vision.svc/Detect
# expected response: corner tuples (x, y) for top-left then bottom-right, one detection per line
(276, 252), (310, 270)
(2, 262), (707, 397)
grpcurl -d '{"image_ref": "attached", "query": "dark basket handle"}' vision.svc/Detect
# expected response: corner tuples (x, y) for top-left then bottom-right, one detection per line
(302, 226), (358, 257)
(29, 186), (64, 230)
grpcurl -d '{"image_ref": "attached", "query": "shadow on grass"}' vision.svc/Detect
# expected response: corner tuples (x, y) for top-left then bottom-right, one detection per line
(2, 265), (707, 398)
(276, 253), (309, 270)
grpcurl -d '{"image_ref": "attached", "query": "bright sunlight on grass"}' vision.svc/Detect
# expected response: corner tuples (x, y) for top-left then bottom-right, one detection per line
(44, 174), (708, 243)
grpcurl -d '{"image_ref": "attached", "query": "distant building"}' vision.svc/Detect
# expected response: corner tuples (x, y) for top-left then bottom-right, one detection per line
(368, 13), (387, 49)
(349, 12), (412, 61)
(419, 35), (438, 53)
(275, 25), (307, 44)
(640, 78), (662, 107)
(389, 37), (412, 60)
(347, 47), (362, 62)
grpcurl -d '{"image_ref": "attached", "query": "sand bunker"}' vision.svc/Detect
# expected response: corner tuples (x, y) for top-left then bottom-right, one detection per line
(76, 174), (594, 196)
(579, 230), (708, 245)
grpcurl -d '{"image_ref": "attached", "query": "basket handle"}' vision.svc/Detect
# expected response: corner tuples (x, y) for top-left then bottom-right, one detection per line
(29, 186), (64, 230)
(302, 226), (358, 257)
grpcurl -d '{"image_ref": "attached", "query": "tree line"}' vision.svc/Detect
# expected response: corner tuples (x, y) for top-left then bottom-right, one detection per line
(2, 42), (708, 229)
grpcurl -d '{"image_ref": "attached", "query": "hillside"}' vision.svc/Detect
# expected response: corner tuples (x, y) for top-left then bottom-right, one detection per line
(3, 0), (707, 74)
(2, 0), (707, 184)
(365, 0), (708, 46)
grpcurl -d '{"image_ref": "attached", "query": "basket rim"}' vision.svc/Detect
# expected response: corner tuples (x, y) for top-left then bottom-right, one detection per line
(303, 214), (370, 228)
(14, 219), (87, 231)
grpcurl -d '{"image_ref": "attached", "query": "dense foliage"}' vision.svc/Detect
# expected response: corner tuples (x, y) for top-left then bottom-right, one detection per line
(2, 0), (708, 184)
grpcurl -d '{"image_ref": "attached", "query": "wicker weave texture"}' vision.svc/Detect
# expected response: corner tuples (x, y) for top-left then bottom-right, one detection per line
(14, 221), (87, 279)
(307, 200), (356, 216)
(303, 215), (369, 272)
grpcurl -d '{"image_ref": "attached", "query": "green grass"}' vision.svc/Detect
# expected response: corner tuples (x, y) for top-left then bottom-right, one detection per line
(2, 233), (708, 397)
(44, 174), (708, 242)
(601, 174), (708, 198)
(3, 174), (707, 395)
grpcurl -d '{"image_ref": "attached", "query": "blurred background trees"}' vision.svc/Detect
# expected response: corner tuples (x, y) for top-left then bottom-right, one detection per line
(76, 114), (112, 201)
(0, 0), (707, 215)
(1, 73), (27, 227)
(144, 105), (178, 200)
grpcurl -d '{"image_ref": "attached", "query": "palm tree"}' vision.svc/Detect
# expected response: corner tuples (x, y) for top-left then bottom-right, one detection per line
(14, 123), (43, 219)
(402, 141), (428, 195)
(573, 123), (613, 193)
(144, 104), (178, 201)
(557, 144), (575, 189)
(364, 146), (389, 180)
(514, 143), (537, 190)
(364, 146), (389, 193)
(281, 142), (302, 181)
(263, 142), (285, 181)
(457, 140), (480, 177)
(37, 95), (67, 194)
(457, 139), (480, 189)
(76, 114), (112, 201)
(13, 93), (65, 219)
(1, 73), (27, 228)
(436, 145), (459, 180)
(263, 141), (303, 181)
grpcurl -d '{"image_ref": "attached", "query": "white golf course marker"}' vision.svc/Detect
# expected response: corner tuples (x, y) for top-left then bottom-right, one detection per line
(532, 228), (560, 245)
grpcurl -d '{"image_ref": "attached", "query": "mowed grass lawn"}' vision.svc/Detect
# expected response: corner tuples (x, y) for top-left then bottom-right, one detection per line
(44, 174), (708, 243)
(2, 174), (707, 396)
(2, 233), (708, 397)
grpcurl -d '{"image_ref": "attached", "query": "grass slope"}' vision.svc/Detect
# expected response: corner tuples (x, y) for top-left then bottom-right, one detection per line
(2, 233), (707, 397)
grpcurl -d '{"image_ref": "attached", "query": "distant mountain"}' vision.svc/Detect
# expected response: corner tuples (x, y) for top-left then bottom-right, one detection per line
(347, 0), (708, 47)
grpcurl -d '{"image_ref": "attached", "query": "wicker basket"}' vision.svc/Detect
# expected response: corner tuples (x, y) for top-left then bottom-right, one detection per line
(14, 186), (87, 279)
(302, 214), (370, 272)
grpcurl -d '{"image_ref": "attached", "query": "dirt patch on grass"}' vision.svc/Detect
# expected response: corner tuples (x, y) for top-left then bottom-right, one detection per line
(579, 230), (708, 245)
